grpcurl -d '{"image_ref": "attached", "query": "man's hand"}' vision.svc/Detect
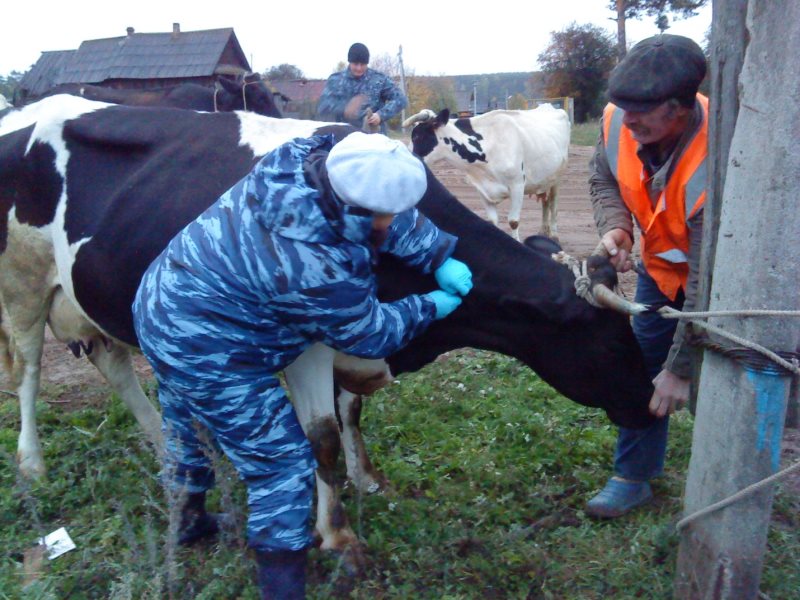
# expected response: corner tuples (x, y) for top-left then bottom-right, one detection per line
(344, 94), (369, 121)
(601, 228), (634, 272)
(649, 369), (690, 417)
(367, 112), (382, 126)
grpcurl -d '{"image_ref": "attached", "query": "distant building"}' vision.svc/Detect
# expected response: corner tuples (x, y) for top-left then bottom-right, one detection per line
(17, 23), (252, 104)
(269, 79), (327, 119)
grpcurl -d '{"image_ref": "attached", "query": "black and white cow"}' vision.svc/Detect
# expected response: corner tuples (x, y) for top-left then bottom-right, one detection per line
(40, 72), (284, 117)
(403, 105), (570, 241)
(0, 95), (654, 561)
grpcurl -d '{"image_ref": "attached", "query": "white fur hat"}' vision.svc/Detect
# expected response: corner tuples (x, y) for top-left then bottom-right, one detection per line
(326, 132), (427, 214)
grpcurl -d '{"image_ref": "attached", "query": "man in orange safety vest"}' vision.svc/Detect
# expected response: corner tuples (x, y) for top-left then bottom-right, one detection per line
(586, 34), (708, 518)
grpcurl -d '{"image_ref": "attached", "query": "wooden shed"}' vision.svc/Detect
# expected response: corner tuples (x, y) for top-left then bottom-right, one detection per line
(17, 23), (251, 103)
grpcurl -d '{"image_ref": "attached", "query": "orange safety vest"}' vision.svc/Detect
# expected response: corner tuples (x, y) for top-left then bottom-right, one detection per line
(602, 94), (708, 301)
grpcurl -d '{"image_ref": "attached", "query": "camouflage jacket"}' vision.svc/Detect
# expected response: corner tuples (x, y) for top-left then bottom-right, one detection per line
(316, 68), (407, 130)
(134, 134), (455, 387)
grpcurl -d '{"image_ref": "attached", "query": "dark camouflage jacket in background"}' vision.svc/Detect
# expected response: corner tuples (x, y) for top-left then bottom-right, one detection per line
(317, 68), (407, 132)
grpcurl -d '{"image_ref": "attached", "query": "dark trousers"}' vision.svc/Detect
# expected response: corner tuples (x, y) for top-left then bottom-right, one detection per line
(613, 270), (685, 480)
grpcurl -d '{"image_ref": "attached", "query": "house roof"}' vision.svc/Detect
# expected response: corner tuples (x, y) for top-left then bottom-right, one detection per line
(270, 79), (327, 103)
(19, 25), (251, 96)
(57, 27), (249, 84)
(18, 50), (75, 97)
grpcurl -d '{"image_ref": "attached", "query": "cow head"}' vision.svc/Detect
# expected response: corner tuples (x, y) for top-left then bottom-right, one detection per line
(217, 73), (283, 118)
(402, 108), (450, 158)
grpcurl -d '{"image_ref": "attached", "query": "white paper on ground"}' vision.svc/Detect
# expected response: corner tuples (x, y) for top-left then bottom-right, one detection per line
(38, 527), (76, 560)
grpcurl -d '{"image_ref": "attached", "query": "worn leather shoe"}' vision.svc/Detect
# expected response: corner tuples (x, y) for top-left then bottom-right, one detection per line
(585, 477), (653, 518)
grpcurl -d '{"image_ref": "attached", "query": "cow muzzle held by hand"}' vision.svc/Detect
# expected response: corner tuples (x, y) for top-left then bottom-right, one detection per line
(434, 257), (473, 296)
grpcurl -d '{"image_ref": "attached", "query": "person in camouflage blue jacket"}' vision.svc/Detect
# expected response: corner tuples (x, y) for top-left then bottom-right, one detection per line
(133, 132), (472, 598)
(316, 42), (407, 133)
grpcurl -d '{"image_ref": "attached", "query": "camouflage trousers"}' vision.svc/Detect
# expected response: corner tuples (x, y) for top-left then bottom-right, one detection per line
(155, 376), (317, 553)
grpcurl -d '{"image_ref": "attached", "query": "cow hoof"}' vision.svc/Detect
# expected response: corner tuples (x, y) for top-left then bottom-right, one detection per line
(18, 455), (47, 480)
(338, 542), (367, 577)
(349, 471), (389, 495)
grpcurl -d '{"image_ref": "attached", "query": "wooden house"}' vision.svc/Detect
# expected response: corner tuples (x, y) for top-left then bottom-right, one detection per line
(17, 23), (251, 103)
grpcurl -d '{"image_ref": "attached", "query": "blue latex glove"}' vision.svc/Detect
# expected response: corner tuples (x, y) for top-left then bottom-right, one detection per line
(434, 257), (473, 296)
(425, 290), (463, 320)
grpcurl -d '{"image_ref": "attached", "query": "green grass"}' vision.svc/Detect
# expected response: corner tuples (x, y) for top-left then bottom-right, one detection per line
(1, 350), (798, 598)
(570, 120), (601, 147)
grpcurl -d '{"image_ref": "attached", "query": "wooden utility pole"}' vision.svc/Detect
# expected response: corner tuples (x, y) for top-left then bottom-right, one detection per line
(675, 1), (800, 598)
(398, 45), (407, 125)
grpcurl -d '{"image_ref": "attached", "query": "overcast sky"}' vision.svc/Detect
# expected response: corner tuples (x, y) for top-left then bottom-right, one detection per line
(1, 1), (711, 78)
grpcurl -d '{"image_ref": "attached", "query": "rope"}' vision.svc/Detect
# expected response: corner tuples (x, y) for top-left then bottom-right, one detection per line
(660, 309), (800, 319)
(659, 306), (800, 376)
(551, 251), (602, 307)
(552, 252), (800, 532)
(676, 458), (800, 531)
(241, 79), (260, 112)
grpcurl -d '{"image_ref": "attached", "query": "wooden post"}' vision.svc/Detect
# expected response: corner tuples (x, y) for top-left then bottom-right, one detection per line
(675, 1), (800, 598)
(690, 0), (748, 413)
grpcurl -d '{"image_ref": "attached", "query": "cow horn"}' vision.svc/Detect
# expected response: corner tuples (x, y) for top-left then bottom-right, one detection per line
(591, 284), (649, 316)
(402, 109), (436, 128)
(591, 240), (610, 257)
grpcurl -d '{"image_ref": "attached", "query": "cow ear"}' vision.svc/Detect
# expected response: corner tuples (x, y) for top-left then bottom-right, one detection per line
(522, 234), (562, 255)
(436, 108), (450, 125)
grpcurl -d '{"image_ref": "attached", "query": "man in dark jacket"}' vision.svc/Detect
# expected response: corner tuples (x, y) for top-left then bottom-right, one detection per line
(133, 132), (472, 598)
(316, 42), (407, 133)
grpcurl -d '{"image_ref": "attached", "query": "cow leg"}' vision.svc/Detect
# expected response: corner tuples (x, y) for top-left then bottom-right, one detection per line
(482, 200), (500, 229)
(332, 355), (393, 494)
(336, 389), (388, 494)
(507, 182), (524, 242)
(47, 289), (163, 454)
(13, 316), (48, 479)
(284, 343), (363, 571)
(0, 231), (54, 479)
(86, 344), (163, 454)
(539, 185), (559, 242)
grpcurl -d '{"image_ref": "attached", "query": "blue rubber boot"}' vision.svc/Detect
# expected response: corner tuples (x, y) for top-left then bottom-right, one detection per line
(585, 477), (653, 518)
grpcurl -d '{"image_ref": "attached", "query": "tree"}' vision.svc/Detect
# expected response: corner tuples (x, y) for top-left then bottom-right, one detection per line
(608, 1), (709, 60)
(508, 93), (529, 110)
(262, 64), (305, 81)
(406, 76), (458, 116)
(369, 53), (401, 79)
(0, 71), (24, 103)
(538, 23), (616, 123)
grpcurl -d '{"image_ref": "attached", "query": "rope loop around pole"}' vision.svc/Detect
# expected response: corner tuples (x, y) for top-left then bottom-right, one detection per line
(659, 306), (800, 376)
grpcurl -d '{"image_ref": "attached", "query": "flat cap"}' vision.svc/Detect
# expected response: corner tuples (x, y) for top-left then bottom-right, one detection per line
(608, 34), (706, 112)
(326, 132), (427, 215)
